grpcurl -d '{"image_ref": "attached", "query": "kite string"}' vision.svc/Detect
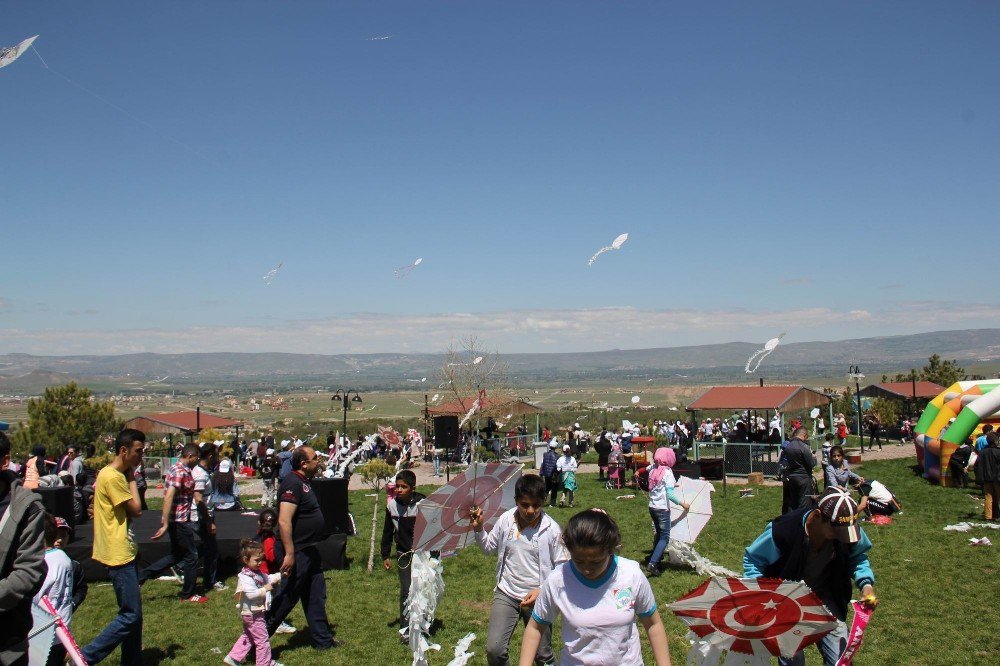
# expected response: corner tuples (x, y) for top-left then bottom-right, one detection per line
(30, 45), (216, 165)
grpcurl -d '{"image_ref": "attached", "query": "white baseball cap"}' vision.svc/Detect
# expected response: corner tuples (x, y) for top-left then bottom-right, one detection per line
(265, 448), (275, 455)
(218, 459), (232, 473)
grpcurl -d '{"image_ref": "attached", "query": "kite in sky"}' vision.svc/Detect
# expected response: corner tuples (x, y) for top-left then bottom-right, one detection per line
(262, 262), (283, 286)
(447, 355), (483, 367)
(588, 232), (629, 266)
(367, 35), (393, 41)
(394, 257), (422, 278)
(631, 395), (641, 404)
(0, 35), (37, 70)
(745, 333), (785, 373)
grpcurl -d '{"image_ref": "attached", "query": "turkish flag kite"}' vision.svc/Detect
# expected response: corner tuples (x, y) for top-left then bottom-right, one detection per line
(670, 577), (837, 662)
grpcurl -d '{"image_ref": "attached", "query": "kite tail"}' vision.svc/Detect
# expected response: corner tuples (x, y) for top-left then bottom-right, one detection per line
(445, 632), (477, 666)
(685, 636), (770, 666)
(667, 540), (738, 578)
(404, 551), (445, 666)
(744, 349), (769, 374)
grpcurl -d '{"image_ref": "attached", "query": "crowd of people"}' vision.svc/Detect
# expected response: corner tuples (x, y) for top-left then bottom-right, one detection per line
(7, 409), (999, 666)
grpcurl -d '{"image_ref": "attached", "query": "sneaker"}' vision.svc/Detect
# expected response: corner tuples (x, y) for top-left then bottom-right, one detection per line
(170, 566), (183, 583)
(223, 657), (242, 666)
(213, 581), (229, 591)
(270, 661), (284, 666)
(275, 622), (296, 634)
(645, 565), (662, 578)
(182, 594), (209, 604)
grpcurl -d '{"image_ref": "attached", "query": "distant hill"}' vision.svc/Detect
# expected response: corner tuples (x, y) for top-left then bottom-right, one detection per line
(1, 328), (999, 389)
(0, 369), (79, 393)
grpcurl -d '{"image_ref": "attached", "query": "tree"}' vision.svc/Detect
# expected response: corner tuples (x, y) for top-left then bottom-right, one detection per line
(893, 355), (967, 387)
(439, 336), (517, 461)
(10, 382), (120, 458)
(868, 397), (900, 428)
(360, 459), (395, 573)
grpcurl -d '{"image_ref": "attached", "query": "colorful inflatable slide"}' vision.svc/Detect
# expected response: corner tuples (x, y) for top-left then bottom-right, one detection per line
(914, 379), (1000, 485)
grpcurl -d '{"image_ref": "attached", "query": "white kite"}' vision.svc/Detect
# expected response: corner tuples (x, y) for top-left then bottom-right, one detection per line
(745, 332), (785, 373)
(367, 35), (393, 41)
(588, 232), (629, 266)
(0, 35), (37, 70)
(394, 257), (423, 278)
(407, 377), (427, 383)
(631, 395), (641, 404)
(262, 262), (283, 286)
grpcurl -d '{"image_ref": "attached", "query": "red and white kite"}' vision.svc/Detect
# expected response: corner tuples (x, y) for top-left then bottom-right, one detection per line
(670, 577), (837, 663)
(378, 425), (401, 447)
(669, 476), (715, 543)
(412, 462), (521, 554)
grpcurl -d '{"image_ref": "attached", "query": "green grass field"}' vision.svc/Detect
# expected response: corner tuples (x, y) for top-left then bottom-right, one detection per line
(68, 458), (998, 665)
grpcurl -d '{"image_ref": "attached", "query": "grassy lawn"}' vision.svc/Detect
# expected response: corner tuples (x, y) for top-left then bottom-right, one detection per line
(70, 458), (999, 665)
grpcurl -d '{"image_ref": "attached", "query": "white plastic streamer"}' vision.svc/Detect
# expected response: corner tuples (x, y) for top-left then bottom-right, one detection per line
(404, 551), (446, 666)
(667, 540), (738, 578)
(685, 636), (771, 666)
(944, 521), (1000, 532)
(446, 632), (477, 666)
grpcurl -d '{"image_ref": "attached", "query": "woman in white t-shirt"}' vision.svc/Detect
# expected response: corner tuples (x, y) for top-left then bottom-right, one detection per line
(519, 509), (671, 666)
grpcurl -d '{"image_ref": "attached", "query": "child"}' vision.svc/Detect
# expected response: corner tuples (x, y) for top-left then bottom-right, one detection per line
(824, 446), (863, 490)
(556, 445), (578, 508)
(471, 474), (567, 666)
(33, 514), (76, 666)
(380, 470), (426, 640)
(519, 509), (671, 666)
(259, 448), (277, 509)
(257, 509), (279, 574)
(821, 433), (835, 466)
(948, 439), (974, 489)
(645, 448), (690, 577)
(255, 509), (294, 635)
(857, 480), (902, 516)
(52, 517), (89, 618)
(224, 539), (283, 666)
(975, 431), (1000, 520)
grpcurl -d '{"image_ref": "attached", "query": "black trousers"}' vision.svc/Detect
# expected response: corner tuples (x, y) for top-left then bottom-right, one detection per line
(397, 551), (413, 627)
(782, 475), (814, 514)
(266, 546), (334, 648)
(544, 476), (559, 506)
(948, 460), (969, 488)
(867, 430), (882, 450)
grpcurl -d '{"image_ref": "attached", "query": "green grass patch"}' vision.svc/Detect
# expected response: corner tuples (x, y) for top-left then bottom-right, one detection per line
(70, 458), (999, 664)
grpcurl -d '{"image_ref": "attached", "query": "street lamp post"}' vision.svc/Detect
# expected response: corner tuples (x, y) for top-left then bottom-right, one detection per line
(331, 389), (363, 444)
(848, 366), (865, 446)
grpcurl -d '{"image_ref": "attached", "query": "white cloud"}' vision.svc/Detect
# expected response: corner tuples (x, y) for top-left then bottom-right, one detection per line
(1, 302), (999, 355)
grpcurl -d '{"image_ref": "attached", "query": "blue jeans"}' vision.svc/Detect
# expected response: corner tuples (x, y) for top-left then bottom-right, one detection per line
(648, 507), (671, 567)
(82, 560), (143, 666)
(139, 521), (199, 597)
(779, 617), (848, 666)
(433, 456), (442, 476)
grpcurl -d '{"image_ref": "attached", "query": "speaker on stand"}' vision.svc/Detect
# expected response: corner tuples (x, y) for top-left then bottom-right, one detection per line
(433, 415), (460, 481)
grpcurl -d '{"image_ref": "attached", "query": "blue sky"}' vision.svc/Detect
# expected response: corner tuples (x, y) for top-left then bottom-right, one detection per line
(2, 2), (998, 355)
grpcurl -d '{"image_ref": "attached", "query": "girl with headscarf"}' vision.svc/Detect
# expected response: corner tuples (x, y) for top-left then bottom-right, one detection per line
(645, 447), (689, 577)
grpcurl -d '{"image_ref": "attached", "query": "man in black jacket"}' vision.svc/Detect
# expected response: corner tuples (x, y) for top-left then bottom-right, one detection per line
(0, 431), (48, 666)
(781, 427), (817, 514)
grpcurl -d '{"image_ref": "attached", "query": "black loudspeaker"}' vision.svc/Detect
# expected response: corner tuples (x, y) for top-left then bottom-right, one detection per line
(672, 460), (702, 480)
(33, 485), (75, 529)
(311, 478), (352, 536)
(433, 415), (460, 451)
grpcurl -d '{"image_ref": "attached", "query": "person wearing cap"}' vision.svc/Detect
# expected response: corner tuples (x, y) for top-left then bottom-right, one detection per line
(743, 487), (876, 666)
(539, 440), (560, 507)
(277, 440), (295, 482)
(555, 445), (578, 508)
(32, 513), (76, 666)
(260, 447), (278, 508)
(212, 459), (242, 511)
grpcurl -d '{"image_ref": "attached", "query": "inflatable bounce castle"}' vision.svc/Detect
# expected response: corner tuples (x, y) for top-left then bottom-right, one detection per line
(914, 379), (1000, 485)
